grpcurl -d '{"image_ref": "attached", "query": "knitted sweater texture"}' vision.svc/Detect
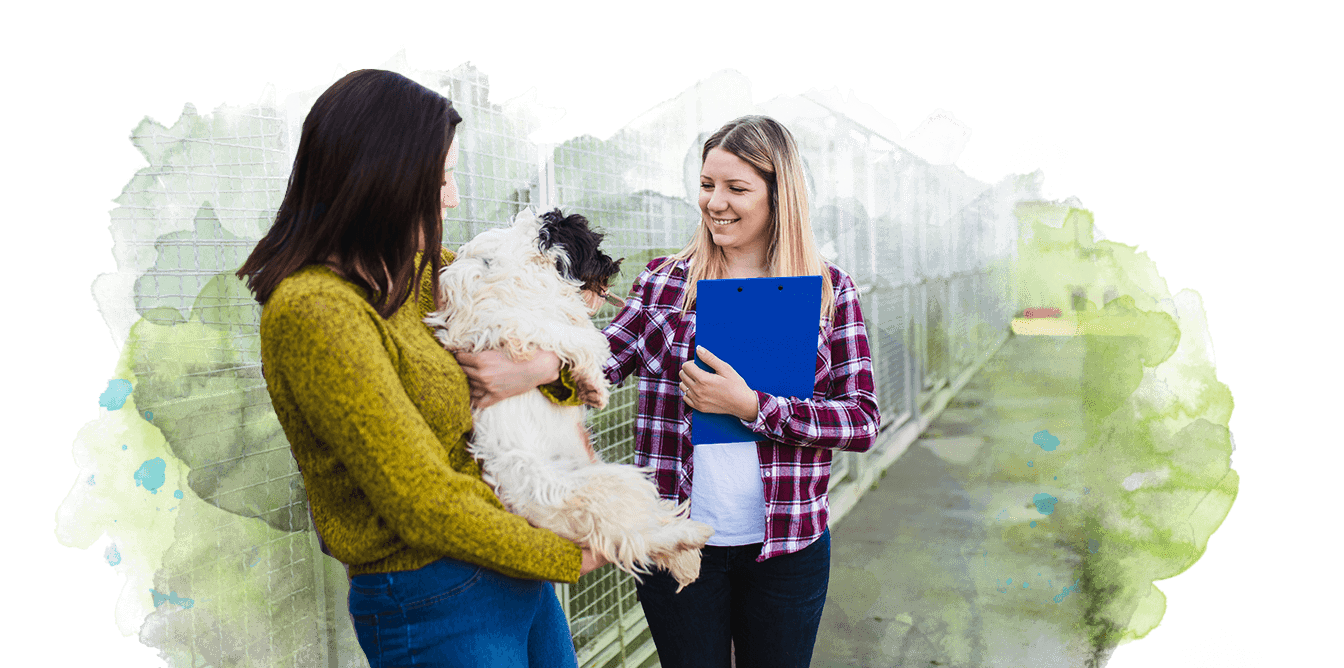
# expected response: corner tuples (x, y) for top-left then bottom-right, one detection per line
(260, 250), (582, 581)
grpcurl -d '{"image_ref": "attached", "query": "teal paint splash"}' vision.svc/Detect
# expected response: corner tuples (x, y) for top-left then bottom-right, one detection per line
(174, 490), (183, 499)
(99, 379), (133, 410)
(1033, 429), (1060, 451)
(133, 458), (167, 494)
(1055, 579), (1081, 603)
(150, 589), (195, 609)
(87, 474), (96, 485)
(1033, 493), (1058, 515)
(105, 544), (121, 566)
(122, 444), (128, 451)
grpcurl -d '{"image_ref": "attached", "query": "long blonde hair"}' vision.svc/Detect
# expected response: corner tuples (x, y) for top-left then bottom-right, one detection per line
(659, 115), (835, 321)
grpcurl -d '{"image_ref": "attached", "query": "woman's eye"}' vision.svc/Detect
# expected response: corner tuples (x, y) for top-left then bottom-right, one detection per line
(730, 187), (746, 193)
(700, 183), (713, 190)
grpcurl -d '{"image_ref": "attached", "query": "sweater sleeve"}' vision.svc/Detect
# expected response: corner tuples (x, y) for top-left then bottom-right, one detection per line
(268, 288), (582, 582)
(741, 270), (881, 453)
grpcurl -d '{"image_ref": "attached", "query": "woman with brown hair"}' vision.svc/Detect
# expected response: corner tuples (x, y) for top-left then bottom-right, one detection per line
(238, 69), (603, 668)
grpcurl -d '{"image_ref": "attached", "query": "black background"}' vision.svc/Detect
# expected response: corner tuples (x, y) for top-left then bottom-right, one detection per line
(42, 38), (1257, 663)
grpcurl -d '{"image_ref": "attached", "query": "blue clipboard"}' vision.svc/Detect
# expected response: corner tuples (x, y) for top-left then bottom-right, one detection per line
(691, 275), (822, 445)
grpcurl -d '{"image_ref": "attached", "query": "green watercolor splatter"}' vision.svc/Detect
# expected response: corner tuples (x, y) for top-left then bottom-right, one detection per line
(58, 66), (1239, 668)
(1010, 201), (1238, 662)
(58, 92), (359, 668)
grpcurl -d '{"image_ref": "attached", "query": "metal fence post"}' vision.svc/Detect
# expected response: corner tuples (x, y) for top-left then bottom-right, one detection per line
(946, 176), (956, 384)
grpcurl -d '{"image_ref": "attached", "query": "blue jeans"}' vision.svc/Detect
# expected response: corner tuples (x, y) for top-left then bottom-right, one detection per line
(635, 529), (831, 668)
(348, 557), (577, 668)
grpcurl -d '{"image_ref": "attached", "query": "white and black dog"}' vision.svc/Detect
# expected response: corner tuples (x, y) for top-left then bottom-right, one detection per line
(425, 208), (713, 590)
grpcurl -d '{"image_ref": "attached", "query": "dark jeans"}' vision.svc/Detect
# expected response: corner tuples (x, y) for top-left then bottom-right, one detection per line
(348, 557), (577, 668)
(635, 529), (831, 668)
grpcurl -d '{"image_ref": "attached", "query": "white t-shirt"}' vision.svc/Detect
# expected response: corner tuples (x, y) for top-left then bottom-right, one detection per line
(690, 441), (766, 546)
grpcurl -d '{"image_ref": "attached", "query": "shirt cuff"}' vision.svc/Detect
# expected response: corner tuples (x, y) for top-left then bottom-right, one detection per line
(740, 390), (780, 435)
(539, 366), (585, 407)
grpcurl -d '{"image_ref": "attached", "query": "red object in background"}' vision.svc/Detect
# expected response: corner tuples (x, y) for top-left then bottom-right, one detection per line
(1023, 307), (1062, 318)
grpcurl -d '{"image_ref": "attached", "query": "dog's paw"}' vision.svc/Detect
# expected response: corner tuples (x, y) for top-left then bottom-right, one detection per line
(574, 375), (609, 409)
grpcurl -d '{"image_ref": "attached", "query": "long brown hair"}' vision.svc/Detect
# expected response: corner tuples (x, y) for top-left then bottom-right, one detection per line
(661, 115), (835, 320)
(237, 69), (462, 317)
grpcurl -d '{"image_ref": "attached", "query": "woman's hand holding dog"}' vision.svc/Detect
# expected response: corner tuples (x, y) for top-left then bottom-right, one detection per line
(679, 346), (760, 422)
(579, 547), (610, 577)
(455, 349), (562, 409)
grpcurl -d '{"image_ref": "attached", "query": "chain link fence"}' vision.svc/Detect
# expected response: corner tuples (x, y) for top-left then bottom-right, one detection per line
(102, 63), (1036, 667)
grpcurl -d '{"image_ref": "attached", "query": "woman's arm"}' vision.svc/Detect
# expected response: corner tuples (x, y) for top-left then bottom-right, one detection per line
(453, 349), (574, 408)
(423, 247), (582, 409)
(600, 268), (656, 387)
(454, 266), (657, 401)
(267, 289), (583, 582)
(746, 272), (880, 452)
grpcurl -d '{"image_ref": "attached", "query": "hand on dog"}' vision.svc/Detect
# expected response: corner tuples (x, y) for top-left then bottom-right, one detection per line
(679, 346), (760, 422)
(455, 349), (562, 409)
(579, 547), (610, 577)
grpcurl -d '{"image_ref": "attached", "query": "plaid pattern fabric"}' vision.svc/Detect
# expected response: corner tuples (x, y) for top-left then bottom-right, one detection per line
(602, 258), (880, 560)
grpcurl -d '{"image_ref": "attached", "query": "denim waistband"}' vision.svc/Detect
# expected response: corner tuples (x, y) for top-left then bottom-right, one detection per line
(348, 556), (482, 595)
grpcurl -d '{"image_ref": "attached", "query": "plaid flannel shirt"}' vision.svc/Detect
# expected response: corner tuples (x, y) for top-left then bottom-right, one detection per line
(601, 258), (880, 561)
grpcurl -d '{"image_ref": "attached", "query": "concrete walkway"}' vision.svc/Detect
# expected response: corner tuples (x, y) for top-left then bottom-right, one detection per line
(814, 336), (1096, 668)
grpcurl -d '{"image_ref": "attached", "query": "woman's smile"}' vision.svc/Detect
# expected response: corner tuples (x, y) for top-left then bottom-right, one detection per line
(699, 147), (772, 260)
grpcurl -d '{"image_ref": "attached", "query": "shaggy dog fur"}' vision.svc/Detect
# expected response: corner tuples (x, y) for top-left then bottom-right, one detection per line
(424, 208), (714, 590)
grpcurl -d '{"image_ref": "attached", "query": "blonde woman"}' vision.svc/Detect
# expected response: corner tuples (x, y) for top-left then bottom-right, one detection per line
(240, 70), (606, 668)
(462, 115), (879, 666)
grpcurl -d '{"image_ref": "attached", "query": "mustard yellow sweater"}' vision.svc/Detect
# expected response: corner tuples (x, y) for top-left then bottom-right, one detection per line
(260, 250), (583, 581)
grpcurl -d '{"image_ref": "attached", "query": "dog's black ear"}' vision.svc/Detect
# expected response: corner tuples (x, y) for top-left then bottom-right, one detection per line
(534, 209), (623, 290)
(537, 209), (565, 252)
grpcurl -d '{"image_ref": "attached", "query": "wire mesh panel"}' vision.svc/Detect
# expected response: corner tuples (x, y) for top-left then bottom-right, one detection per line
(913, 173), (924, 279)
(440, 66), (543, 241)
(949, 274), (967, 380)
(951, 272), (973, 373)
(973, 190), (983, 276)
(111, 100), (344, 667)
(908, 282), (926, 411)
(983, 271), (994, 354)
(870, 284), (912, 428)
(924, 174), (946, 275)
(870, 155), (903, 280)
(854, 151), (876, 286)
(116, 104), (282, 392)
(790, 123), (833, 264)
